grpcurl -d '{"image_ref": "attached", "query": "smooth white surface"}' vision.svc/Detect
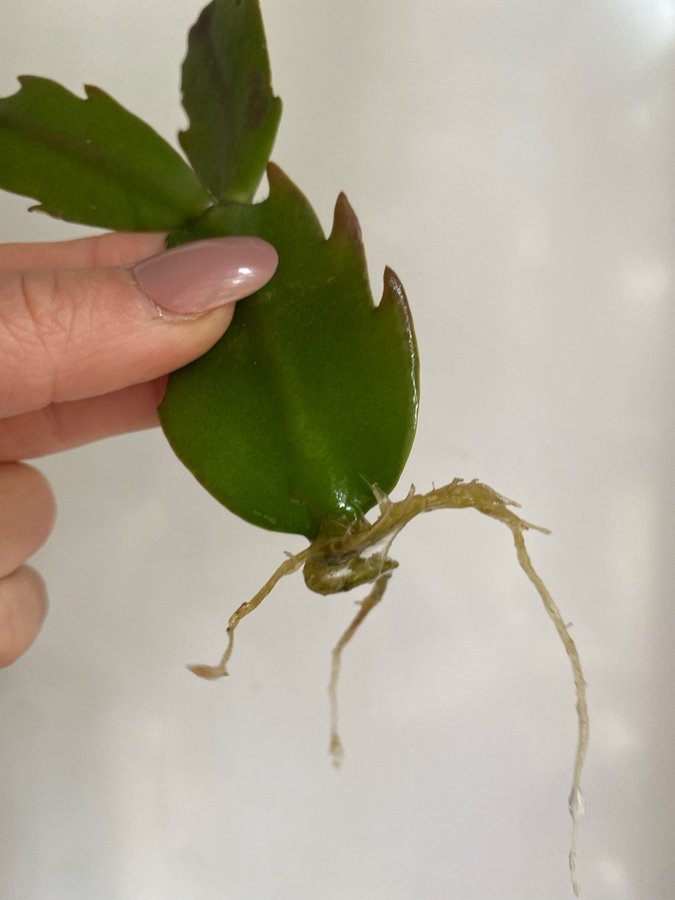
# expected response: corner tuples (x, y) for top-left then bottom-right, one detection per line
(1, 1), (673, 898)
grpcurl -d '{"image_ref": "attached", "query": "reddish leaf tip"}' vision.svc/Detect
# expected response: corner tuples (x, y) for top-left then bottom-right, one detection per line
(329, 192), (364, 251)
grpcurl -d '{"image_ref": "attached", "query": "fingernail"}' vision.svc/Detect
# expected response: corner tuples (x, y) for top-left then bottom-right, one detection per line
(132, 236), (278, 317)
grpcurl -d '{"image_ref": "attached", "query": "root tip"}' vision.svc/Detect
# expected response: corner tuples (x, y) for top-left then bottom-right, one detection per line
(187, 663), (229, 680)
(330, 734), (345, 769)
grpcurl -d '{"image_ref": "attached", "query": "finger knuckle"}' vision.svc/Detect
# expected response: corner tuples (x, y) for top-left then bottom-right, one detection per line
(0, 270), (88, 408)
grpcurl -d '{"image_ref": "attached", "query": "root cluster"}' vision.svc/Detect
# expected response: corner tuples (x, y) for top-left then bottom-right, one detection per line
(189, 478), (588, 896)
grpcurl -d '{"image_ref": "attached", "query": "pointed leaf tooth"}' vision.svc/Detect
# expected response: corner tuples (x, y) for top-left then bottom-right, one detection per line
(379, 266), (420, 398)
(380, 266), (411, 320)
(330, 192), (361, 242)
(327, 191), (369, 274)
(265, 161), (291, 191)
(264, 162), (325, 240)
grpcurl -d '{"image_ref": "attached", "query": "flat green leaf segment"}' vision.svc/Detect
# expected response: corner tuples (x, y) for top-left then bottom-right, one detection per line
(0, 77), (211, 230)
(180, 0), (282, 203)
(159, 165), (419, 539)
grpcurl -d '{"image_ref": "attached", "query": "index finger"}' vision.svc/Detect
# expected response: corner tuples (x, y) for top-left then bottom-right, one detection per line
(0, 231), (166, 272)
(0, 236), (278, 417)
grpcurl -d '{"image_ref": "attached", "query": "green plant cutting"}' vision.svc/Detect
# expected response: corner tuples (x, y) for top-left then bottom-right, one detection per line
(0, 0), (589, 892)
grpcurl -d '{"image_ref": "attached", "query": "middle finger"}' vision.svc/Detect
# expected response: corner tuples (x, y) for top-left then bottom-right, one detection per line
(0, 462), (56, 577)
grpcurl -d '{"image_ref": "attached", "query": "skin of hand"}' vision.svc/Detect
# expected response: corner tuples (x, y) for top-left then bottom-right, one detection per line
(0, 230), (278, 668)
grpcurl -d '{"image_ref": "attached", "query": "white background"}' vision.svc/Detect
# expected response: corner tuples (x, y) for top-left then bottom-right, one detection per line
(1, 1), (674, 898)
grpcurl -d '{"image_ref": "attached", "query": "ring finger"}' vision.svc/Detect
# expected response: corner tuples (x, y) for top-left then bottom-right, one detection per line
(0, 462), (55, 666)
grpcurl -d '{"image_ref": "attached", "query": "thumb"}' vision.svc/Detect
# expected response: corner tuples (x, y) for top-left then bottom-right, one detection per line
(0, 236), (278, 418)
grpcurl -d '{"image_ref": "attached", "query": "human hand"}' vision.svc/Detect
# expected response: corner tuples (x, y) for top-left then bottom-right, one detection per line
(0, 230), (278, 667)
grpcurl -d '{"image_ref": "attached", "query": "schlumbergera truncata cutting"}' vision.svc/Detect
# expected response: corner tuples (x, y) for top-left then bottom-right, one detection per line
(0, 1), (588, 893)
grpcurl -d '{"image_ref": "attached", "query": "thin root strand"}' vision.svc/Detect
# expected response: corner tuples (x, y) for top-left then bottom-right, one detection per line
(328, 575), (390, 768)
(509, 527), (589, 898)
(187, 547), (310, 680)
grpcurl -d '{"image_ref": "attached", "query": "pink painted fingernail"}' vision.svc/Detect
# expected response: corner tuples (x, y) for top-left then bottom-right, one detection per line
(132, 236), (278, 317)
